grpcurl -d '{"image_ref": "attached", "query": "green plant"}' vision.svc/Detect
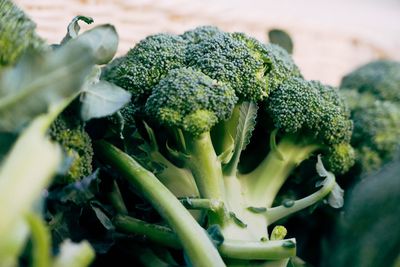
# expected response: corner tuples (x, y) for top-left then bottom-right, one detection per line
(95, 26), (355, 267)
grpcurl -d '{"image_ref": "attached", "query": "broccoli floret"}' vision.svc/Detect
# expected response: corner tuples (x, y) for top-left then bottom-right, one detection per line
(145, 67), (237, 136)
(260, 43), (302, 93)
(49, 115), (93, 183)
(184, 28), (269, 101)
(343, 90), (400, 174)
(245, 78), (353, 206)
(101, 34), (187, 111)
(181, 25), (221, 43)
(340, 60), (400, 102)
(0, 0), (45, 66)
(339, 59), (400, 175)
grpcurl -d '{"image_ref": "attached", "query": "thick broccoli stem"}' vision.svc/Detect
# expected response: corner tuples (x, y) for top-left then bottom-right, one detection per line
(95, 141), (225, 267)
(245, 134), (320, 207)
(185, 132), (225, 206)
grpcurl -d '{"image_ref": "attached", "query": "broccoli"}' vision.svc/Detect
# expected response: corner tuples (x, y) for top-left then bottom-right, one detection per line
(340, 60), (400, 102)
(97, 26), (355, 266)
(49, 114), (93, 184)
(340, 60), (400, 175)
(0, 0), (45, 66)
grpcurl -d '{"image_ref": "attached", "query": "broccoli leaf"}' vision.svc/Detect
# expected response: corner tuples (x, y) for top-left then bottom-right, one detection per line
(71, 24), (118, 65)
(61, 15), (94, 44)
(268, 29), (294, 54)
(80, 67), (131, 121)
(0, 42), (93, 132)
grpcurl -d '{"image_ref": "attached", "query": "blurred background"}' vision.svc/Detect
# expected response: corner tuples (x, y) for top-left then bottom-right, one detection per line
(14, 0), (400, 86)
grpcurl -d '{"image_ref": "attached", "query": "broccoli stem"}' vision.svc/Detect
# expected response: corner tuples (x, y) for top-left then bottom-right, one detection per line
(108, 180), (128, 214)
(95, 141), (226, 267)
(25, 213), (51, 267)
(245, 135), (320, 207)
(185, 132), (225, 204)
(218, 239), (296, 260)
(113, 214), (296, 260)
(266, 172), (336, 224)
(113, 215), (181, 249)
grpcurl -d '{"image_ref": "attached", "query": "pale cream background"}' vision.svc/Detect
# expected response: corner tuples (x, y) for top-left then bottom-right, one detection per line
(15, 0), (400, 86)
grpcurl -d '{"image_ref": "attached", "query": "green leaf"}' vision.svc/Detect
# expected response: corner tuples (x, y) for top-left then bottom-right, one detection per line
(80, 67), (131, 121)
(235, 102), (258, 152)
(217, 134), (234, 164)
(268, 29), (294, 54)
(61, 15), (94, 44)
(90, 201), (115, 231)
(72, 24), (118, 65)
(0, 43), (93, 132)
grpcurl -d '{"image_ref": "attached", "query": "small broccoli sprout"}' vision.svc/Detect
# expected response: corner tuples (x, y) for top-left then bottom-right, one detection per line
(145, 67), (237, 136)
(49, 116), (93, 183)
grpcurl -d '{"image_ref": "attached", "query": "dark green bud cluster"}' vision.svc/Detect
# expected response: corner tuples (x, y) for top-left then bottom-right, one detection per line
(340, 60), (400, 174)
(49, 116), (93, 183)
(0, 0), (45, 66)
(340, 60), (400, 102)
(145, 67), (237, 135)
(102, 25), (302, 136)
(267, 78), (352, 146)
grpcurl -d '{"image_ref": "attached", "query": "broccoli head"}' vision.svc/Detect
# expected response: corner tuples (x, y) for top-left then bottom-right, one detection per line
(49, 115), (93, 183)
(0, 0), (45, 66)
(343, 90), (400, 174)
(340, 60), (400, 102)
(95, 26), (357, 265)
(339, 59), (400, 175)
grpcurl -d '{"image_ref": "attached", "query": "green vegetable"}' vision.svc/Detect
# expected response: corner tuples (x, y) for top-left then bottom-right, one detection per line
(49, 115), (94, 183)
(340, 60), (400, 175)
(99, 25), (354, 266)
(0, 0), (46, 66)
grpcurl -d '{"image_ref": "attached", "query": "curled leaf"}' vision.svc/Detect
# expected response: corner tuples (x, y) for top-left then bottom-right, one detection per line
(61, 15), (94, 44)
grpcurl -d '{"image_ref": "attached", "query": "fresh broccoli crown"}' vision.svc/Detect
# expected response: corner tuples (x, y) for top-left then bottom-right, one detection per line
(340, 60), (400, 102)
(49, 116), (93, 183)
(181, 25), (221, 43)
(185, 29), (269, 101)
(0, 0), (45, 66)
(101, 33), (187, 105)
(351, 96), (400, 163)
(145, 67), (237, 136)
(266, 78), (353, 146)
(263, 44), (302, 93)
(324, 143), (355, 175)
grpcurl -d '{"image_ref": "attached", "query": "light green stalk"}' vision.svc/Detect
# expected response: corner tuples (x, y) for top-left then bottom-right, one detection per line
(95, 141), (226, 267)
(185, 132), (225, 202)
(113, 215), (296, 261)
(244, 135), (320, 207)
